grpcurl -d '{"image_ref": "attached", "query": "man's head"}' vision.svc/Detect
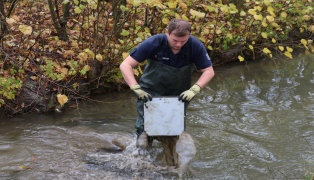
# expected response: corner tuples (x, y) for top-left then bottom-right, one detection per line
(167, 19), (191, 36)
(166, 19), (191, 51)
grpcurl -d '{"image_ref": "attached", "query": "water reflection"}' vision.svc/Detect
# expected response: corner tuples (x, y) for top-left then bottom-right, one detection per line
(0, 54), (313, 179)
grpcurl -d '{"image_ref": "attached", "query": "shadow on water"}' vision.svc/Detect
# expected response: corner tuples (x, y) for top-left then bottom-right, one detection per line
(0, 54), (314, 179)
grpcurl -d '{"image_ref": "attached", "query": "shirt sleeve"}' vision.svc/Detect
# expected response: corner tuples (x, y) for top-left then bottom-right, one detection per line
(130, 34), (163, 63)
(191, 36), (212, 69)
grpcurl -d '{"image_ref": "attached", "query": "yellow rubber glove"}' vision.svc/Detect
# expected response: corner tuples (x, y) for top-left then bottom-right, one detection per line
(179, 84), (201, 102)
(130, 85), (152, 102)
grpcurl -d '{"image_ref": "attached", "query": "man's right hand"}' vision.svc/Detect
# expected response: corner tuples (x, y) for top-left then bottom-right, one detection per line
(130, 85), (152, 102)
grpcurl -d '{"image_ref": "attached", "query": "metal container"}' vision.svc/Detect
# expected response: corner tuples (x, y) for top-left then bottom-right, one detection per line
(144, 97), (185, 136)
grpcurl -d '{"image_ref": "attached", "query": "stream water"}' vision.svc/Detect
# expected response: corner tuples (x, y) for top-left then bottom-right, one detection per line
(0, 54), (313, 179)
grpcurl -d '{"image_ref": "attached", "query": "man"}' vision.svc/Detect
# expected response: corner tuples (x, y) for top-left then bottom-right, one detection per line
(119, 18), (215, 146)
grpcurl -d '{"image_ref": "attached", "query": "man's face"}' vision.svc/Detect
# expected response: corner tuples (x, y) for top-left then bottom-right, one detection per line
(166, 29), (189, 51)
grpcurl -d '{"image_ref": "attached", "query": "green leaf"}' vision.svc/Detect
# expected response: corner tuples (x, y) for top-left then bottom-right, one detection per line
(120, 29), (130, 36)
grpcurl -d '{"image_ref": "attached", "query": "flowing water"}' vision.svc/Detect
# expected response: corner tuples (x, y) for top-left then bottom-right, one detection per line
(0, 54), (314, 179)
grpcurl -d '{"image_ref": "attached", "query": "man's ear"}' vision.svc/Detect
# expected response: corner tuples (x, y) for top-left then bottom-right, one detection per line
(165, 29), (169, 35)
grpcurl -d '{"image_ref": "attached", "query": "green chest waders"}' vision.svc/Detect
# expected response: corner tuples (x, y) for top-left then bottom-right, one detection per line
(135, 58), (193, 136)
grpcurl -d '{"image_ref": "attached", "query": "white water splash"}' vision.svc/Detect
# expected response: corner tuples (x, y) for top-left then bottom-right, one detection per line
(176, 131), (197, 178)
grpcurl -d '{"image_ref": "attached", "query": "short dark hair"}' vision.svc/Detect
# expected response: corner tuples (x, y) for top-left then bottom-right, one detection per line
(167, 19), (191, 37)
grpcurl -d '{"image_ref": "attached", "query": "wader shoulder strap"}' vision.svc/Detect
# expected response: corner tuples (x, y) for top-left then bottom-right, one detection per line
(156, 34), (165, 66)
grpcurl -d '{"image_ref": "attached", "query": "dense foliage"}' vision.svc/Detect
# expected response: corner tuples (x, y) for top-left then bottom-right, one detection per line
(0, 0), (313, 115)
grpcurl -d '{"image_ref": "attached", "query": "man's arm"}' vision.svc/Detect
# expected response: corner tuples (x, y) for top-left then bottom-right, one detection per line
(119, 55), (140, 87)
(178, 66), (214, 102)
(195, 66), (215, 88)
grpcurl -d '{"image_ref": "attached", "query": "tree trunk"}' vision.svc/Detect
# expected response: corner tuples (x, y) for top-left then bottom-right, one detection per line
(47, 0), (69, 41)
(0, 0), (7, 39)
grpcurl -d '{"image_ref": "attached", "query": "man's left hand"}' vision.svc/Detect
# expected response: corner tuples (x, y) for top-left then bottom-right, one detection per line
(179, 84), (201, 102)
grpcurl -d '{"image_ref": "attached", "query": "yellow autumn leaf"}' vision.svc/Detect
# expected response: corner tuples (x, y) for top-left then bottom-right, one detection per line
(133, 69), (139, 77)
(238, 55), (245, 62)
(190, 9), (205, 18)
(255, 6), (262, 11)
(280, 12), (287, 18)
(133, 0), (142, 6)
(263, 47), (271, 54)
(168, 1), (177, 8)
(6, 18), (16, 25)
(87, 0), (97, 9)
(57, 94), (68, 106)
(19, 25), (32, 35)
(77, 52), (88, 62)
(138, 66), (143, 74)
(249, 45), (254, 50)
(263, 0), (271, 6)
(284, 51), (292, 59)
(85, 64), (91, 71)
(175, 13), (181, 19)
(272, 38), (276, 43)
(63, 50), (75, 58)
(271, 22), (279, 28)
(162, 17), (169, 24)
(198, 36), (206, 43)
(300, 39), (307, 46)
(309, 44), (314, 52)
(181, 14), (189, 21)
(254, 14), (263, 21)
(60, 68), (68, 74)
(122, 52), (129, 59)
(30, 76), (38, 81)
(74, 6), (82, 13)
(204, 29), (210, 35)
(220, 5), (229, 14)
(309, 25), (314, 33)
(226, 33), (233, 39)
(207, 45), (213, 50)
(240, 11), (246, 17)
(248, 9), (256, 15)
(96, 54), (103, 61)
(267, 6), (276, 17)
(261, 32), (268, 39)
(262, 21), (268, 27)
(252, 41), (256, 45)
(11, 15), (20, 21)
(266, 15), (274, 22)
(286, 47), (293, 52)
(179, 2), (188, 12)
(228, 4), (238, 14)
(302, 15), (311, 21)
(279, 46), (284, 51)
(82, 23), (88, 29)
(19, 165), (31, 170)
(84, 48), (95, 58)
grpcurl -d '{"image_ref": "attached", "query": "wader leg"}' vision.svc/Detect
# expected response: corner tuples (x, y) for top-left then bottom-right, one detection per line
(135, 99), (144, 137)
